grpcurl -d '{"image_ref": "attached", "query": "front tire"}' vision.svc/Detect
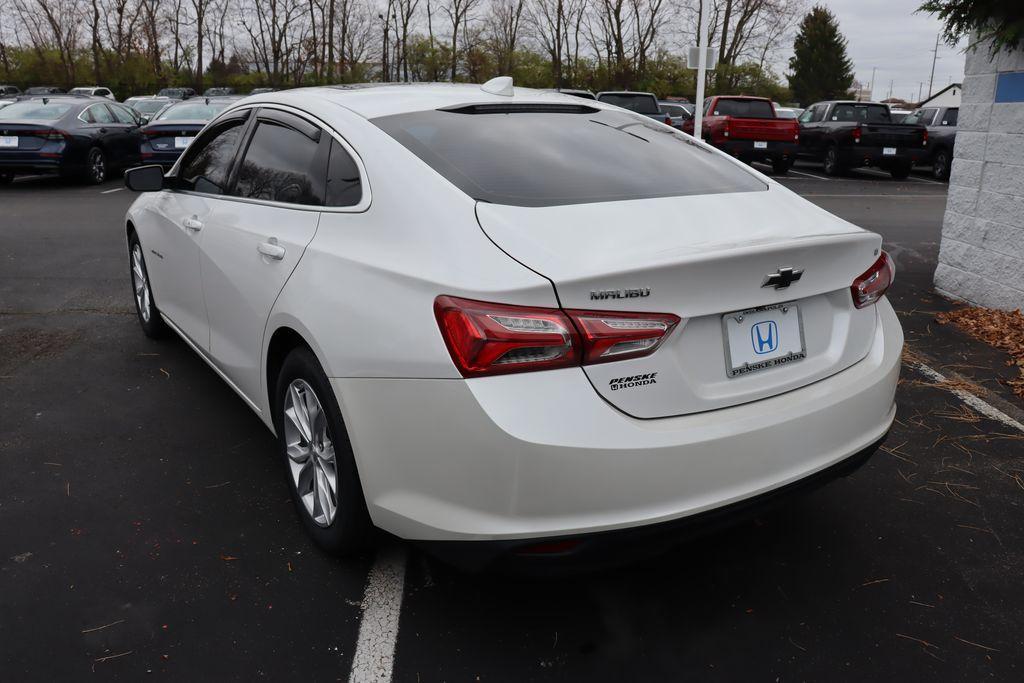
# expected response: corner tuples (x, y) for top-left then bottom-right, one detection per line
(274, 347), (372, 556)
(772, 158), (792, 175)
(128, 233), (168, 338)
(0, 172), (13, 185)
(932, 149), (951, 180)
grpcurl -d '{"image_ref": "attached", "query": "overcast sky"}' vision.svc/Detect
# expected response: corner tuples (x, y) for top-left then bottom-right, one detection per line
(778, 0), (967, 103)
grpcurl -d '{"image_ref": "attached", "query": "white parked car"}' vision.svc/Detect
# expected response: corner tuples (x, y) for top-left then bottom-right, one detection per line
(122, 79), (902, 567)
(69, 86), (116, 101)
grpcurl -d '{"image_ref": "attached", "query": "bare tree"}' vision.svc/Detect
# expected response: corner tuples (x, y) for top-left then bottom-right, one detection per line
(441, 0), (478, 80)
(488, 0), (524, 75)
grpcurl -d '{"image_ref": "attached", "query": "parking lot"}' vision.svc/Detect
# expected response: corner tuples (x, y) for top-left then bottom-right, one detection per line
(2, 165), (1023, 681)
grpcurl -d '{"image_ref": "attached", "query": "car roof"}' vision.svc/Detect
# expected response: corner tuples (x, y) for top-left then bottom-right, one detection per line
(241, 83), (614, 120)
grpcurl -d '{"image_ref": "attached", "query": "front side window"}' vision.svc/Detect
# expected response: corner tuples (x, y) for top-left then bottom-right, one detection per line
(109, 104), (137, 124)
(177, 118), (247, 194)
(233, 118), (326, 206)
(86, 104), (114, 124)
(373, 106), (766, 207)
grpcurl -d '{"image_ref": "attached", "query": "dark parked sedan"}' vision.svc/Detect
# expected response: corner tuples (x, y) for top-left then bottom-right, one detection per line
(0, 97), (144, 184)
(139, 98), (236, 168)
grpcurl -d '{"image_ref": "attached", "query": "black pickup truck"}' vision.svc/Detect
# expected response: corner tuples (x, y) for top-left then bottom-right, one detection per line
(903, 105), (958, 180)
(797, 101), (929, 178)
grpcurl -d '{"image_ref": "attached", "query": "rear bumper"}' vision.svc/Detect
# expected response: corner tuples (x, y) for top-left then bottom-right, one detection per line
(0, 155), (64, 173)
(333, 299), (902, 545)
(839, 145), (926, 167)
(716, 139), (799, 161)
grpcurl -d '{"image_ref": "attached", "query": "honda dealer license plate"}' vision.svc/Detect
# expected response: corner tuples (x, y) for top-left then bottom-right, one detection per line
(0, 136), (17, 148)
(754, 141), (768, 149)
(174, 137), (192, 149)
(722, 303), (806, 377)
(883, 147), (897, 156)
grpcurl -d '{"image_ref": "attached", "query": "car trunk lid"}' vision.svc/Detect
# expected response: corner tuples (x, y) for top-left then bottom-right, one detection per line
(476, 186), (883, 418)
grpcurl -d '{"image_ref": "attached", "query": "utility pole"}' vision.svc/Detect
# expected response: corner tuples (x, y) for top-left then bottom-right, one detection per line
(869, 67), (877, 101)
(887, 79), (893, 99)
(693, 0), (709, 140)
(917, 82), (923, 103)
(927, 31), (940, 98)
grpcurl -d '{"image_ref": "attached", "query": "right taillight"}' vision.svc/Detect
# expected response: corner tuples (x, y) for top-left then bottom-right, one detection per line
(851, 252), (895, 309)
(434, 296), (680, 377)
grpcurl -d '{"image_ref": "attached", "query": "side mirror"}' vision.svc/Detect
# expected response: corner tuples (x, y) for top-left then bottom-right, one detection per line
(125, 164), (166, 192)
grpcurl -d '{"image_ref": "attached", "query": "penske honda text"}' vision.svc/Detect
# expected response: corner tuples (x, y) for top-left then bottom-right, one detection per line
(123, 78), (902, 566)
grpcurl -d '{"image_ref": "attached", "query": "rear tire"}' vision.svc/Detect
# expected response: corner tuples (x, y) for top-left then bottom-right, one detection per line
(823, 145), (845, 176)
(932, 149), (951, 180)
(83, 147), (107, 184)
(0, 172), (13, 185)
(772, 159), (792, 175)
(128, 232), (169, 338)
(890, 162), (912, 180)
(274, 347), (373, 556)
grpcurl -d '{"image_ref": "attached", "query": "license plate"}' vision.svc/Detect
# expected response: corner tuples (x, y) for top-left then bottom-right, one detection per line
(883, 147), (897, 156)
(174, 136), (193, 149)
(754, 141), (768, 149)
(0, 135), (17, 148)
(722, 303), (806, 378)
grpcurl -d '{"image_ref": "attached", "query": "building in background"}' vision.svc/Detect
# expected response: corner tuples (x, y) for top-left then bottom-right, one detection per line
(935, 41), (1024, 310)
(919, 82), (962, 108)
(849, 79), (873, 101)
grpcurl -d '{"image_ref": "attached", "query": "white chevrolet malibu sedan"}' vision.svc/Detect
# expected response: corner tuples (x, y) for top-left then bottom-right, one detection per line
(123, 79), (902, 567)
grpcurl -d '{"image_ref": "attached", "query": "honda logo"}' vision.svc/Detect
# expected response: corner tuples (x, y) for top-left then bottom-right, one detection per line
(751, 320), (779, 354)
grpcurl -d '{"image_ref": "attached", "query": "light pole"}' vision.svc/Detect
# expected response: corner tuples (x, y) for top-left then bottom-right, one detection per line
(693, 0), (709, 140)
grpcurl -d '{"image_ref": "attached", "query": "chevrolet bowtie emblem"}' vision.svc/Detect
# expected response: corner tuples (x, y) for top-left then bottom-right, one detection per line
(761, 267), (803, 289)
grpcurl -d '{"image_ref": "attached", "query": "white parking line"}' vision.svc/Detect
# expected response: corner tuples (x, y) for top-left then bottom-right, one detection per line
(800, 194), (944, 199)
(787, 169), (832, 181)
(101, 187), (124, 194)
(914, 363), (1024, 433)
(905, 175), (947, 186)
(348, 544), (407, 683)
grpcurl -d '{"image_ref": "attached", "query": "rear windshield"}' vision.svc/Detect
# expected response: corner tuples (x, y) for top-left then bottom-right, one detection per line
(712, 99), (775, 118)
(128, 99), (169, 114)
(155, 101), (229, 121)
(597, 94), (660, 115)
(0, 101), (74, 120)
(831, 103), (892, 123)
(373, 107), (766, 207)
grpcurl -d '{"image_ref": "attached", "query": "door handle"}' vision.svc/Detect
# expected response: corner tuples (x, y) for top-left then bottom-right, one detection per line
(183, 216), (203, 231)
(257, 239), (286, 260)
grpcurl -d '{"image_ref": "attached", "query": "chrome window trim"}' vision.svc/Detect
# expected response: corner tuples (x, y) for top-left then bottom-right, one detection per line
(170, 102), (372, 214)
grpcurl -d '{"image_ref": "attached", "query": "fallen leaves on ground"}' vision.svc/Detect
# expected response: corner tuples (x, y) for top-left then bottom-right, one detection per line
(935, 306), (1024, 400)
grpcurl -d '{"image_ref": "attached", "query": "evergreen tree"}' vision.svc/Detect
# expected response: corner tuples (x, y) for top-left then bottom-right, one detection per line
(787, 6), (856, 105)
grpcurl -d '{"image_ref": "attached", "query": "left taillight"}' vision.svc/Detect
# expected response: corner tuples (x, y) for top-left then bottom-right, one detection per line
(434, 296), (680, 377)
(851, 251), (895, 309)
(27, 128), (67, 141)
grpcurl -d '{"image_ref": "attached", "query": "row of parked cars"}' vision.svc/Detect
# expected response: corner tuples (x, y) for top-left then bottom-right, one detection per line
(560, 89), (956, 181)
(0, 93), (245, 183)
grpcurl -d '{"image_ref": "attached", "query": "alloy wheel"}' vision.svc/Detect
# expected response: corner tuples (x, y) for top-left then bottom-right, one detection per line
(90, 149), (106, 183)
(131, 244), (151, 322)
(934, 152), (948, 180)
(283, 379), (338, 527)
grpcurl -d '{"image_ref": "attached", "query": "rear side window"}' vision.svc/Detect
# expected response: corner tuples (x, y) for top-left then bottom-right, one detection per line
(712, 99), (774, 118)
(233, 118), (327, 206)
(373, 107), (766, 207)
(940, 108), (958, 126)
(178, 118), (247, 193)
(598, 94), (660, 115)
(326, 139), (362, 207)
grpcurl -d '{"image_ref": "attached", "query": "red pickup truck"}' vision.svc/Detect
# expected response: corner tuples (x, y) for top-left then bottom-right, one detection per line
(683, 96), (800, 174)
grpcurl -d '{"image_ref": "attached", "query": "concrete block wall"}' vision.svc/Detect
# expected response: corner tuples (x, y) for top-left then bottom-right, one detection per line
(934, 41), (1024, 310)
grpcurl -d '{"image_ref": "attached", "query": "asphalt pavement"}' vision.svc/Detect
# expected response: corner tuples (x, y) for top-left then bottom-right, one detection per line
(2, 167), (1023, 681)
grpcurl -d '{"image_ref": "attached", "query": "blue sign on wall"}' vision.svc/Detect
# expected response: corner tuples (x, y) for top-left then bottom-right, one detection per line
(995, 71), (1024, 103)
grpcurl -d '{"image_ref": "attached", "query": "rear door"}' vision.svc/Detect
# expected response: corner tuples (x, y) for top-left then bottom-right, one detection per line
(199, 107), (326, 403)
